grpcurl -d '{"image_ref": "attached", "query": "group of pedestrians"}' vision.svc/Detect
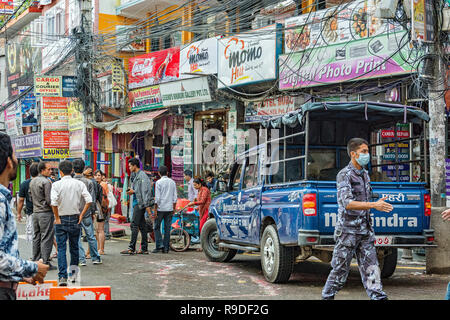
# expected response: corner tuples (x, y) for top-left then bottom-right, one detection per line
(17, 156), (113, 287)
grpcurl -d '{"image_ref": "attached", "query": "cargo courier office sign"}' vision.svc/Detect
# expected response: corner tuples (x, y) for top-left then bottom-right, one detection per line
(34, 76), (62, 97)
(218, 24), (281, 88)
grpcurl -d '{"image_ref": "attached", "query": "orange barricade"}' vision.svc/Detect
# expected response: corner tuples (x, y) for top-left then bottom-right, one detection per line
(49, 286), (111, 300)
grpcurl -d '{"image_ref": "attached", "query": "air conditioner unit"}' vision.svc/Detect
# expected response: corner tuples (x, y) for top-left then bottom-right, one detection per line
(375, 0), (399, 19)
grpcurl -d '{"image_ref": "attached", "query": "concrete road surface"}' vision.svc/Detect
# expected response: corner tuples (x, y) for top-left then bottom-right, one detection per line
(15, 220), (449, 300)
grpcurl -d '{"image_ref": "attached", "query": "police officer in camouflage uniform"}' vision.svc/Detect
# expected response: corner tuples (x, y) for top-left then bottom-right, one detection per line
(322, 138), (393, 300)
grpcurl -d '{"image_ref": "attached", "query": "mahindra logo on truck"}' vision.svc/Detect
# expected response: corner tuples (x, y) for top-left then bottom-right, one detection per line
(324, 212), (418, 228)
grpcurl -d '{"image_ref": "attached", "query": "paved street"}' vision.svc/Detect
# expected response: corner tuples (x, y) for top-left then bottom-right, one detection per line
(16, 220), (449, 300)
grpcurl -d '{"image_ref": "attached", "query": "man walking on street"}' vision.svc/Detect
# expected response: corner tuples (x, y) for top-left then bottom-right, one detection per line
(73, 159), (102, 266)
(29, 161), (56, 270)
(17, 162), (39, 247)
(120, 158), (154, 255)
(153, 165), (177, 253)
(51, 160), (92, 286)
(322, 138), (392, 300)
(0, 132), (49, 300)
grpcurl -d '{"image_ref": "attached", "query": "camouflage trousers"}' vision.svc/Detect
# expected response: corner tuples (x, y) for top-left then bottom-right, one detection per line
(322, 232), (388, 300)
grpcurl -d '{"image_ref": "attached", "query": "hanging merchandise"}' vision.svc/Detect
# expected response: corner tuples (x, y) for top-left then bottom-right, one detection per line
(152, 147), (164, 170)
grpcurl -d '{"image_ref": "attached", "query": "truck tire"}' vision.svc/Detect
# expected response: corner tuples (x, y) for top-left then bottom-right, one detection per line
(379, 248), (397, 279)
(201, 219), (237, 262)
(260, 225), (295, 283)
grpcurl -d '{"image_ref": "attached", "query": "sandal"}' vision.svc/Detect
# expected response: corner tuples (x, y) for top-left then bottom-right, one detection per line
(137, 250), (149, 254)
(120, 249), (135, 255)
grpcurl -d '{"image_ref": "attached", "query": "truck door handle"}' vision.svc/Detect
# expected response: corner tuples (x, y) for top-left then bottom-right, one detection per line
(231, 196), (237, 201)
(249, 193), (256, 198)
(372, 193), (380, 200)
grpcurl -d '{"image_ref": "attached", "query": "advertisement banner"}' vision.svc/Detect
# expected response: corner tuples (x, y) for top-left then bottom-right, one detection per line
(128, 47), (180, 89)
(130, 86), (163, 112)
(69, 130), (84, 158)
(284, 0), (402, 54)
(279, 31), (417, 90)
(42, 148), (70, 159)
(67, 99), (84, 131)
(34, 76), (62, 97)
(0, 1), (13, 14)
(160, 77), (212, 107)
(41, 97), (69, 130)
(6, 25), (42, 99)
(13, 133), (42, 158)
(218, 24), (280, 88)
(20, 92), (38, 127)
(180, 37), (218, 78)
(4, 103), (19, 136)
(245, 96), (297, 122)
(115, 25), (146, 52)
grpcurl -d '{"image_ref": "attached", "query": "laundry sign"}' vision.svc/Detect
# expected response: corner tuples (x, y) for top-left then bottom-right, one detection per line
(159, 76), (211, 107)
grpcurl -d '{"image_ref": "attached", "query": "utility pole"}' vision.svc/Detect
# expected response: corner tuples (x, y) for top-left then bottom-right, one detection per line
(426, 0), (450, 274)
(428, 1), (446, 208)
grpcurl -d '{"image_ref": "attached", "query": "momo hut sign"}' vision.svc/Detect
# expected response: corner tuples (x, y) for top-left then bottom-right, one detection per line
(218, 24), (281, 89)
(180, 37), (218, 78)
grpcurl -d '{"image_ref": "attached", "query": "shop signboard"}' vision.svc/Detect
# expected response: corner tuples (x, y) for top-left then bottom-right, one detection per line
(412, 0), (434, 43)
(62, 76), (77, 97)
(245, 95), (296, 122)
(280, 30), (417, 90)
(13, 133), (42, 159)
(128, 47), (180, 89)
(43, 130), (70, 149)
(217, 24), (281, 89)
(115, 25), (146, 52)
(42, 148), (70, 159)
(41, 97), (69, 130)
(160, 76), (212, 107)
(130, 85), (163, 112)
(67, 99), (84, 131)
(180, 37), (218, 78)
(380, 130), (410, 139)
(34, 76), (62, 97)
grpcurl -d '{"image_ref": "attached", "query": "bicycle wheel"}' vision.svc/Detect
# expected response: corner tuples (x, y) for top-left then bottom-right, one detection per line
(169, 228), (191, 252)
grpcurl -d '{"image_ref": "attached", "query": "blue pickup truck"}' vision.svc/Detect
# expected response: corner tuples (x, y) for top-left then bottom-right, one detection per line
(200, 102), (435, 283)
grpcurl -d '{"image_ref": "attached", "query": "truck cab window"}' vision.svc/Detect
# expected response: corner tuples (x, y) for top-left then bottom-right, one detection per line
(243, 163), (258, 189)
(231, 164), (243, 191)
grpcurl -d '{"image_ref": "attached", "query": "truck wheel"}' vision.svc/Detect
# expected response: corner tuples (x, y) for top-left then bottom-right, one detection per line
(260, 225), (295, 283)
(201, 219), (237, 262)
(379, 248), (398, 279)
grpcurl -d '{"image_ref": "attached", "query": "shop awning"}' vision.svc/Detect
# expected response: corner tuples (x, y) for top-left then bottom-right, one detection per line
(90, 108), (168, 133)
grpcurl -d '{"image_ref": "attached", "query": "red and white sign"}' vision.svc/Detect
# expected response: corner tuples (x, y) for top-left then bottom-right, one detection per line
(43, 130), (70, 149)
(128, 47), (180, 89)
(381, 130), (410, 139)
(49, 286), (111, 300)
(17, 280), (58, 300)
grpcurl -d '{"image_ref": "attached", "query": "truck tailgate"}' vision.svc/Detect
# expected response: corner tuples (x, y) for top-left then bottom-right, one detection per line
(318, 182), (428, 235)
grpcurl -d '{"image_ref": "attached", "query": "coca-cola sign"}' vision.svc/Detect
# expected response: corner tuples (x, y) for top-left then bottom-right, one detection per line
(128, 47), (180, 89)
